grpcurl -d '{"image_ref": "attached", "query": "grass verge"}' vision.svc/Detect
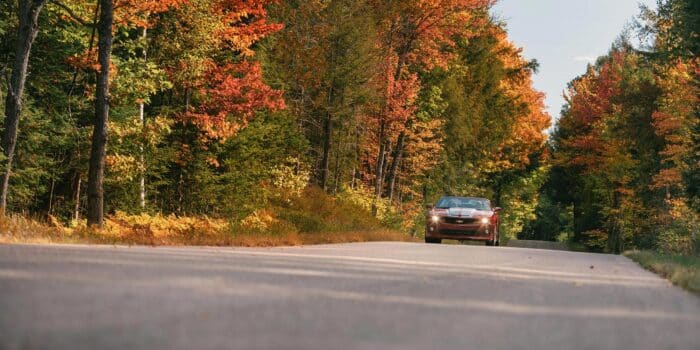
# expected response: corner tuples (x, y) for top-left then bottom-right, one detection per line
(624, 250), (700, 295)
(0, 188), (414, 247)
(0, 214), (412, 247)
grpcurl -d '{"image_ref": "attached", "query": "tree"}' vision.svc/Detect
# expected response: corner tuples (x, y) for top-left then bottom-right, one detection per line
(266, 0), (381, 192)
(86, 0), (113, 227)
(375, 0), (493, 202)
(0, 0), (47, 216)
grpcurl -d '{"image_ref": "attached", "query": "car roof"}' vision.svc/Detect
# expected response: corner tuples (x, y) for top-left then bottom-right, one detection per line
(439, 196), (490, 201)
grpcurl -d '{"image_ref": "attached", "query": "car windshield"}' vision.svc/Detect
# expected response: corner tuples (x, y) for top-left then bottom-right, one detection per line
(436, 197), (490, 210)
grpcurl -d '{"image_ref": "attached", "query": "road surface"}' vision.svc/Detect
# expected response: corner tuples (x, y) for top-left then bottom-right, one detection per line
(1, 242), (699, 350)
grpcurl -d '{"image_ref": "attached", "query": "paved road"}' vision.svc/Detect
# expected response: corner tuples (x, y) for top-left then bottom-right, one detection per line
(506, 240), (570, 251)
(1, 243), (699, 350)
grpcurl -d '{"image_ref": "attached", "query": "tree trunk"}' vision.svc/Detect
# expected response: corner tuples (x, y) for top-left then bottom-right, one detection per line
(319, 112), (332, 191)
(87, 0), (113, 227)
(138, 27), (147, 210)
(609, 189), (622, 254)
(381, 46), (414, 205)
(381, 141), (392, 191)
(372, 123), (387, 216)
(47, 177), (55, 215)
(0, 0), (46, 216)
(386, 130), (405, 201)
(73, 173), (81, 222)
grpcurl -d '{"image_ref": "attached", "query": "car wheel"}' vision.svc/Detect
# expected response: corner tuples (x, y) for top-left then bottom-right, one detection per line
(486, 233), (497, 246)
(425, 237), (442, 244)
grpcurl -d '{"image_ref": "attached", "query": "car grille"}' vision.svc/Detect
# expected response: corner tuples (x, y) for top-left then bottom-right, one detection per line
(443, 217), (477, 224)
(440, 229), (477, 235)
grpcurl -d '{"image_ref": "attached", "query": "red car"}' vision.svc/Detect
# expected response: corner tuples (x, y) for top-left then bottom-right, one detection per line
(425, 196), (501, 246)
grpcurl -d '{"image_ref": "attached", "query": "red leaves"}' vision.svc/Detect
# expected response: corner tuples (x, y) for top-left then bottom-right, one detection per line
(183, 61), (285, 141)
(385, 66), (420, 131)
(567, 55), (623, 129)
(557, 52), (627, 173)
(384, 0), (494, 69)
(163, 1), (286, 144)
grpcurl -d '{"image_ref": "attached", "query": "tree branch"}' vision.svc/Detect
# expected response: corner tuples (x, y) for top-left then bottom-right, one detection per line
(51, 0), (94, 27)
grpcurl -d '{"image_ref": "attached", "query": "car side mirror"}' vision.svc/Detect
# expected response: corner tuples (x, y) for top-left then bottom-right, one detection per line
(493, 207), (502, 212)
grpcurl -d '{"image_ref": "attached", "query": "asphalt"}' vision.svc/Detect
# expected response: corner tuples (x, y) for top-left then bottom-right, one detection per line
(0, 242), (698, 350)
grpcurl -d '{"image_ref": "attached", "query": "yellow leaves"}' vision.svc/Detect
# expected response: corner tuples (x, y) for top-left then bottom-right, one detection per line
(337, 183), (397, 222)
(107, 116), (172, 183)
(101, 212), (229, 244)
(652, 58), (698, 193)
(269, 157), (311, 200)
(106, 154), (139, 182)
(114, 0), (190, 28)
(240, 210), (279, 231)
(656, 198), (699, 255)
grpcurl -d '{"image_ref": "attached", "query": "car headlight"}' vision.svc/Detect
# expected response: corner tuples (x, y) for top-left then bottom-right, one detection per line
(480, 217), (490, 224)
(431, 215), (440, 223)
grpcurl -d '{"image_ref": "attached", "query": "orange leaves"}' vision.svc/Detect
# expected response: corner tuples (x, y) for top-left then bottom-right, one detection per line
(384, 0), (494, 69)
(211, 0), (284, 55)
(652, 111), (683, 135)
(114, 0), (189, 27)
(385, 66), (420, 131)
(652, 168), (683, 190)
(162, 1), (285, 145)
(182, 61), (285, 142)
(557, 51), (629, 175)
(651, 58), (699, 191)
(567, 61), (622, 127)
(489, 28), (550, 171)
(66, 48), (100, 72)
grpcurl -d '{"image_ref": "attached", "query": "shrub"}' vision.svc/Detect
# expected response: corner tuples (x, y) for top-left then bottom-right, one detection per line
(581, 229), (608, 252)
(336, 184), (398, 226)
(657, 228), (695, 255)
(280, 186), (385, 233)
(656, 199), (699, 255)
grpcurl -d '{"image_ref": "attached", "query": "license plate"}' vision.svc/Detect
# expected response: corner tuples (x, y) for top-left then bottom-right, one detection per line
(456, 220), (464, 224)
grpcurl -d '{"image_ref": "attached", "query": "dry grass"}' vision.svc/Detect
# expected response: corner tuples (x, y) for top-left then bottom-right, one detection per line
(624, 250), (700, 295)
(0, 213), (413, 247)
(0, 215), (67, 245)
(0, 187), (415, 247)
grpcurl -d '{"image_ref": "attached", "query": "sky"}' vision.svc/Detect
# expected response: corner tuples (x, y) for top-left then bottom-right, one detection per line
(491, 0), (657, 123)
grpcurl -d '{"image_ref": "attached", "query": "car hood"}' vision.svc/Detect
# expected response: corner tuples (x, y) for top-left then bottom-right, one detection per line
(432, 208), (493, 217)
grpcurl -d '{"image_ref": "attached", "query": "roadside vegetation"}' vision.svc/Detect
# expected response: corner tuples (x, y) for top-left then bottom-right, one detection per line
(522, 0), (699, 289)
(0, 187), (412, 246)
(0, 0), (551, 245)
(519, 0), (699, 258)
(625, 251), (700, 295)
(0, 0), (697, 257)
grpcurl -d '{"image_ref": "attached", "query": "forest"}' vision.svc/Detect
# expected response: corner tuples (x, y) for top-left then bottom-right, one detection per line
(522, 0), (699, 255)
(0, 0), (697, 254)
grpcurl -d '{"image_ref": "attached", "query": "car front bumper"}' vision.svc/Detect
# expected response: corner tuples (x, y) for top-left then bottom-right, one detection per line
(425, 221), (493, 241)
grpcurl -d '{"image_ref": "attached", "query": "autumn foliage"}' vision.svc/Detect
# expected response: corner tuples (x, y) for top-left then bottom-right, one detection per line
(3, 0), (553, 244)
(549, 0), (699, 254)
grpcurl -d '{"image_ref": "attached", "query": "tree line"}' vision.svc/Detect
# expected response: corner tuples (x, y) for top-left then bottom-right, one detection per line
(1, 0), (550, 238)
(523, 0), (698, 254)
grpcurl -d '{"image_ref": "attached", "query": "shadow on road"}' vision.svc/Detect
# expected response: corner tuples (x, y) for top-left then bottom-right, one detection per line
(507, 240), (570, 251)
